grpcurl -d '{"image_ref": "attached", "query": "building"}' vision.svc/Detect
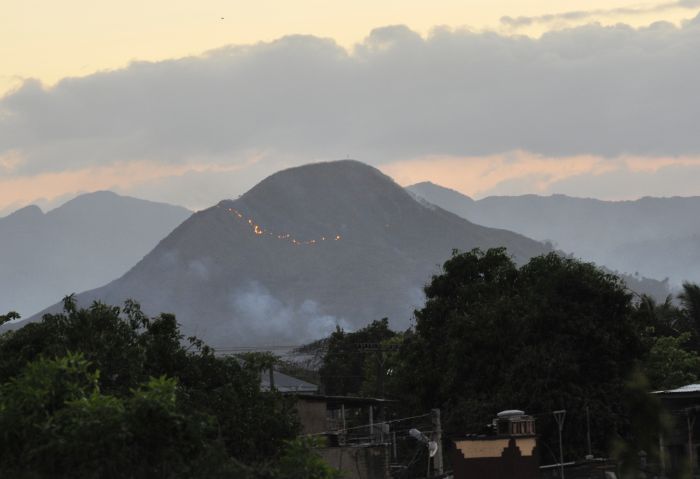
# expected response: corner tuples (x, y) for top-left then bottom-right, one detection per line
(654, 383), (700, 476)
(260, 368), (319, 394)
(262, 368), (392, 479)
(452, 410), (539, 479)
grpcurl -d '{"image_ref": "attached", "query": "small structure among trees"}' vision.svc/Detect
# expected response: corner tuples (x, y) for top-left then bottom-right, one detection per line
(452, 410), (539, 479)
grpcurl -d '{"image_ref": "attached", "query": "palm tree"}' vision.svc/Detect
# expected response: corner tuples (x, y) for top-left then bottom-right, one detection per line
(636, 294), (683, 337)
(679, 282), (700, 333)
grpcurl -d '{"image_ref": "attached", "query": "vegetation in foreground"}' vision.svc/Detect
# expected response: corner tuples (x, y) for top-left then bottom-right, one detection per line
(4, 248), (700, 477)
(0, 298), (339, 479)
(316, 249), (700, 477)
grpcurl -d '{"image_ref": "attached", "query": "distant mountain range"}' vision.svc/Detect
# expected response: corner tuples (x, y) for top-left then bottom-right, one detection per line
(15, 161), (550, 345)
(4, 162), (679, 345)
(0, 192), (191, 317)
(407, 182), (700, 289)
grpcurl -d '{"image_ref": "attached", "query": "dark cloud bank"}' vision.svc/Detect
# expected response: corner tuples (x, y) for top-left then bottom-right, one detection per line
(2, 17), (700, 179)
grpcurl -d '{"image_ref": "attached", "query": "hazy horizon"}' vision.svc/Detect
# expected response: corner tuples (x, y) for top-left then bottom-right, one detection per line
(6, 167), (700, 219)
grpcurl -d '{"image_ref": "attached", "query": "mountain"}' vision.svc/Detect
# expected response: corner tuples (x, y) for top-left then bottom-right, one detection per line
(17, 161), (550, 346)
(0, 191), (191, 317)
(407, 181), (700, 289)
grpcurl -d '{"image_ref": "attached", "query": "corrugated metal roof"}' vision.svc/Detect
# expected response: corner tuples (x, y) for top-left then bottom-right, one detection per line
(670, 384), (700, 393)
(653, 383), (700, 395)
(260, 370), (319, 393)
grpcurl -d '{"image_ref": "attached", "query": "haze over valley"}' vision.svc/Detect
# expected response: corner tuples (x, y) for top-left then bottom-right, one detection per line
(1, 160), (682, 345)
(6, 161), (551, 344)
(408, 182), (700, 289)
(0, 192), (190, 318)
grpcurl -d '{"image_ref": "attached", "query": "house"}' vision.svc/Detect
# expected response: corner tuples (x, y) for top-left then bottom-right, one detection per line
(262, 368), (392, 479)
(260, 369), (319, 394)
(452, 410), (539, 479)
(654, 383), (700, 476)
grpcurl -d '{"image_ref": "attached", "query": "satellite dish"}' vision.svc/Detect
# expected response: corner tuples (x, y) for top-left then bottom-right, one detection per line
(409, 428), (429, 444)
(428, 441), (438, 458)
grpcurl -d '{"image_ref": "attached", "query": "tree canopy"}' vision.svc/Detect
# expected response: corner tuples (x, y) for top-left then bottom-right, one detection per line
(0, 297), (336, 479)
(387, 248), (646, 460)
(309, 249), (700, 470)
(318, 318), (396, 397)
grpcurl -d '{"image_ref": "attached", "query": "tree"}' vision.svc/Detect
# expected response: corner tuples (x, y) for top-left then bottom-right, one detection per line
(0, 298), (322, 478)
(631, 290), (700, 391)
(0, 352), (249, 478)
(679, 282), (700, 337)
(633, 294), (685, 339)
(391, 248), (646, 459)
(644, 333), (700, 390)
(319, 318), (396, 396)
(359, 332), (407, 399)
(265, 438), (342, 479)
(610, 370), (672, 479)
(0, 311), (19, 326)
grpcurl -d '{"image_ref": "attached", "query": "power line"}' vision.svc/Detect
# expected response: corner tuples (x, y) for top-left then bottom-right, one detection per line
(211, 342), (400, 355)
(299, 413), (432, 438)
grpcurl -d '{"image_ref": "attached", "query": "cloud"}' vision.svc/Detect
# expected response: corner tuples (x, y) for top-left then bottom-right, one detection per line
(383, 152), (612, 197)
(385, 152), (700, 199)
(501, 0), (700, 28)
(545, 160), (700, 199)
(0, 156), (264, 215)
(2, 20), (700, 209)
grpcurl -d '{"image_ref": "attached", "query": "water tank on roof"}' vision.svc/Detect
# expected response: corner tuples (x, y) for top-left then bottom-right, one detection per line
(497, 410), (525, 418)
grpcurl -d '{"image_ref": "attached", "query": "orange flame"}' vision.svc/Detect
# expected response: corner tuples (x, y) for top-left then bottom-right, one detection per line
(222, 205), (343, 246)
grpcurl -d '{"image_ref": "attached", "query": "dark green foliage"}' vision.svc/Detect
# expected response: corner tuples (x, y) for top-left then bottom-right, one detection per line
(319, 318), (396, 396)
(0, 298), (306, 478)
(359, 333), (406, 399)
(0, 353), (249, 478)
(679, 282), (700, 336)
(611, 370), (672, 479)
(0, 311), (20, 326)
(632, 288), (700, 391)
(391, 248), (645, 459)
(264, 438), (342, 479)
(645, 333), (700, 389)
(633, 294), (685, 339)
(310, 246), (700, 466)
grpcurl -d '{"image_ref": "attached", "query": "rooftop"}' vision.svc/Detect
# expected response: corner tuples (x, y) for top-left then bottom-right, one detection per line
(653, 383), (700, 396)
(260, 370), (319, 394)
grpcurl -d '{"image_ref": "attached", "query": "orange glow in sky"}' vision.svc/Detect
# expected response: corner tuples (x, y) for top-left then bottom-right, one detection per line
(1, 0), (693, 96)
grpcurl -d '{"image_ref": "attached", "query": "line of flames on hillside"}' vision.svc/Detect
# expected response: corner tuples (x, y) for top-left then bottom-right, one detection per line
(218, 205), (342, 246)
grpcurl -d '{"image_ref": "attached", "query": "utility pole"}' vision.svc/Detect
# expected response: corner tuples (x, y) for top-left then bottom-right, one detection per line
(553, 410), (567, 479)
(585, 405), (592, 458)
(687, 409), (696, 474)
(432, 408), (444, 475)
(659, 434), (666, 476)
(369, 404), (374, 444)
(376, 350), (386, 427)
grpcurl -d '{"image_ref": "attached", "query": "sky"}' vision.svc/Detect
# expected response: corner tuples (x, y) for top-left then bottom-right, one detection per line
(2, 0), (700, 214)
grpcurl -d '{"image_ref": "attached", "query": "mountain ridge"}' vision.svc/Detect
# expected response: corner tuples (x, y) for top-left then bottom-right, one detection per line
(18, 160), (551, 345)
(0, 191), (192, 317)
(407, 181), (700, 288)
